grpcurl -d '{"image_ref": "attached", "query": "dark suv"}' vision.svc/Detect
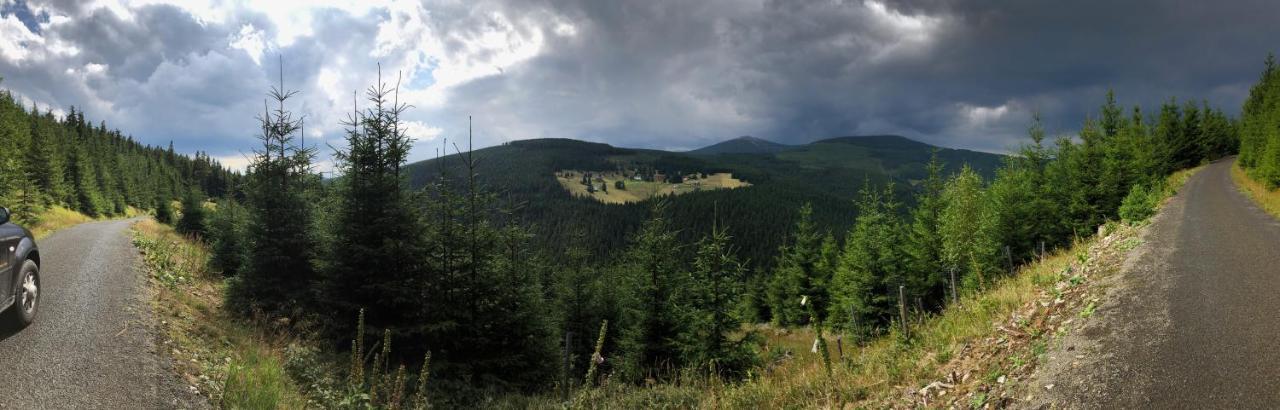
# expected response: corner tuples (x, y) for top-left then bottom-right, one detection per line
(0, 207), (40, 328)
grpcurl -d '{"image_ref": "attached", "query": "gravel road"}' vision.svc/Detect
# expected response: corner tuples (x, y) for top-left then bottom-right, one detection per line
(1032, 159), (1280, 408)
(0, 219), (205, 409)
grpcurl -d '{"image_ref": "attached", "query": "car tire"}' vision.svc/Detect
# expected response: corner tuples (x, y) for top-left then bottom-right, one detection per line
(3, 260), (39, 328)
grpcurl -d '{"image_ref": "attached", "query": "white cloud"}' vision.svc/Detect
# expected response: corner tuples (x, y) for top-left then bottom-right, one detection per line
(214, 153), (252, 172)
(402, 120), (442, 142)
(230, 24), (267, 65)
(862, 0), (946, 62)
(962, 103), (1010, 125)
(0, 13), (40, 62)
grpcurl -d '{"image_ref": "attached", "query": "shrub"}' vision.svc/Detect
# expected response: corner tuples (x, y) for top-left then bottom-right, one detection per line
(1118, 183), (1160, 224)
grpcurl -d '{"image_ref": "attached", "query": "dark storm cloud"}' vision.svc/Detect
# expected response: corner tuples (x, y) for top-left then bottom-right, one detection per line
(1, 0), (1276, 164)
(438, 0), (1278, 152)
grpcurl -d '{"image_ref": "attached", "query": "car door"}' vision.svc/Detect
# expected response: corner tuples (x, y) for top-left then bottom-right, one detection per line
(0, 216), (18, 306)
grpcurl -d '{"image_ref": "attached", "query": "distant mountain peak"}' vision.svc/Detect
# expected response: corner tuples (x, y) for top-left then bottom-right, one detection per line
(813, 134), (935, 149)
(689, 135), (791, 155)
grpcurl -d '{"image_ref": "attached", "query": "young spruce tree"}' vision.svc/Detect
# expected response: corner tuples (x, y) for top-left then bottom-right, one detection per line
(830, 182), (906, 331)
(767, 203), (826, 327)
(319, 71), (431, 350)
(687, 217), (754, 377)
(617, 202), (689, 381)
(228, 67), (319, 316)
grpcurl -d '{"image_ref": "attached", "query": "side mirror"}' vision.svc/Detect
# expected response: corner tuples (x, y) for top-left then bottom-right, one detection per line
(0, 207), (9, 225)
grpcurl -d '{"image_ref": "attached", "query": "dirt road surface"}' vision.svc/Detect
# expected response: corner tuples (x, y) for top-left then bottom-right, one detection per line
(1033, 159), (1280, 408)
(0, 219), (204, 409)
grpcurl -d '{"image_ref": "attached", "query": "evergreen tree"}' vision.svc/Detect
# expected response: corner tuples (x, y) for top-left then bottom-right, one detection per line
(1181, 100), (1204, 164)
(318, 72), (431, 349)
(208, 198), (246, 276)
(829, 182), (906, 331)
(1100, 89), (1124, 138)
(767, 203), (827, 326)
(939, 165), (999, 291)
(904, 153), (947, 308)
(176, 188), (206, 237)
(154, 196), (175, 225)
(1154, 100), (1189, 174)
(550, 232), (613, 384)
(989, 115), (1068, 262)
(417, 130), (555, 394)
(617, 203), (689, 381)
(686, 218), (754, 377)
(227, 71), (319, 316)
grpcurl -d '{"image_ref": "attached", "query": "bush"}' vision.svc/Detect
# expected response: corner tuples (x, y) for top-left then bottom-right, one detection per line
(1118, 183), (1160, 224)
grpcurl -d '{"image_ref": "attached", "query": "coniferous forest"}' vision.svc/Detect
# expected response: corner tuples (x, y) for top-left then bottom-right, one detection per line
(183, 65), (1238, 406)
(0, 63), (1242, 406)
(1239, 55), (1280, 183)
(0, 78), (237, 223)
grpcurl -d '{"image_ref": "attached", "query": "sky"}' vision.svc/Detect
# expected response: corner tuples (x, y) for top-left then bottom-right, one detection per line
(0, 0), (1276, 172)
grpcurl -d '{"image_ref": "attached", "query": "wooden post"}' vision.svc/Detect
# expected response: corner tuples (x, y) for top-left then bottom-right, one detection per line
(950, 267), (958, 304)
(898, 285), (908, 336)
(849, 305), (858, 343)
(836, 335), (844, 359)
(1005, 245), (1014, 275)
(562, 330), (572, 400)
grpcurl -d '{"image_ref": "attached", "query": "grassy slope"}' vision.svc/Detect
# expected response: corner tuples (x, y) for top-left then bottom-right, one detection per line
(524, 166), (1203, 409)
(21, 205), (142, 239)
(555, 171), (750, 204)
(132, 219), (308, 408)
(1231, 160), (1280, 219)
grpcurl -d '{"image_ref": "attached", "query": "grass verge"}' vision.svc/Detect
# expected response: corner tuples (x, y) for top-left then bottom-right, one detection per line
(132, 218), (308, 409)
(1231, 160), (1280, 220)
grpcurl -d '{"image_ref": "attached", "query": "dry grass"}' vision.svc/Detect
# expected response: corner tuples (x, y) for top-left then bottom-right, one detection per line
(132, 219), (308, 409)
(19, 205), (144, 239)
(555, 171), (750, 204)
(1232, 160), (1280, 220)
(25, 205), (95, 238)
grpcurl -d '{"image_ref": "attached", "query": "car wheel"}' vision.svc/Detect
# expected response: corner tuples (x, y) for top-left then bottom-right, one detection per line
(3, 260), (39, 328)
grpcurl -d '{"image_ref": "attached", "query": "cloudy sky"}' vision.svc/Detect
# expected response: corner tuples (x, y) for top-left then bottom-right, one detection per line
(1, 0), (1276, 171)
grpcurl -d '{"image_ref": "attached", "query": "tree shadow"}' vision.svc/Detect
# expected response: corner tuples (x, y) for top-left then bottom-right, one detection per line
(0, 317), (24, 343)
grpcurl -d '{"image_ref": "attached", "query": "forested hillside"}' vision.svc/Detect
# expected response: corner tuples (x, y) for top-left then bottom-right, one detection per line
(403, 134), (1003, 272)
(1239, 55), (1280, 183)
(0, 80), (238, 221)
(181, 56), (1237, 408)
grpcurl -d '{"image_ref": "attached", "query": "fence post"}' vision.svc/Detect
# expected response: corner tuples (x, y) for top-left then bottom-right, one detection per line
(849, 305), (858, 343)
(1005, 245), (1014, 275)
(898, 285), (908, 337)
(562, 330), (572, 401)
(950, 267), (958, 304)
